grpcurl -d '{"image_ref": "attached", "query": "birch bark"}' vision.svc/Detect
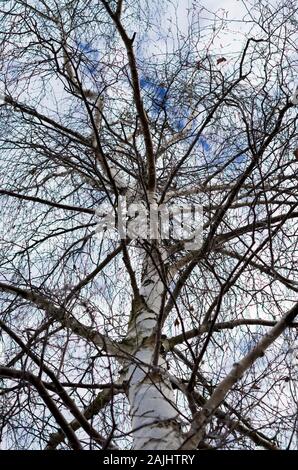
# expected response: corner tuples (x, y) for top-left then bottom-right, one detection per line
(122, 248), (183, 450)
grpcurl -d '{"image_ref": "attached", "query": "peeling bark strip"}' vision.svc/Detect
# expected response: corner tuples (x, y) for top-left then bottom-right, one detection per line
(182, 301), (298, 449)
(123, 249), (183, 450)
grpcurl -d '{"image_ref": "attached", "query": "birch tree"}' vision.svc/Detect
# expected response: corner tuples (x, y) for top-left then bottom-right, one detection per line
(0, 0), (298, 450)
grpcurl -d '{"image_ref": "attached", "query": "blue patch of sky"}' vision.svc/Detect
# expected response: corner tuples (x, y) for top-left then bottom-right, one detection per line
(140, 76), (211, 152)
(76, 41), (99, 74)
(218, 146), (247, 165)
(238, 329), (266, 362)
(74, 39), (212, 154)
(199, 135), (211, 152)
(140, 77), (167, 111)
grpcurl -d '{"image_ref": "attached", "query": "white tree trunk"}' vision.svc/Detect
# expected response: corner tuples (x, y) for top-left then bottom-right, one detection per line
(123, 249), (183, 450)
